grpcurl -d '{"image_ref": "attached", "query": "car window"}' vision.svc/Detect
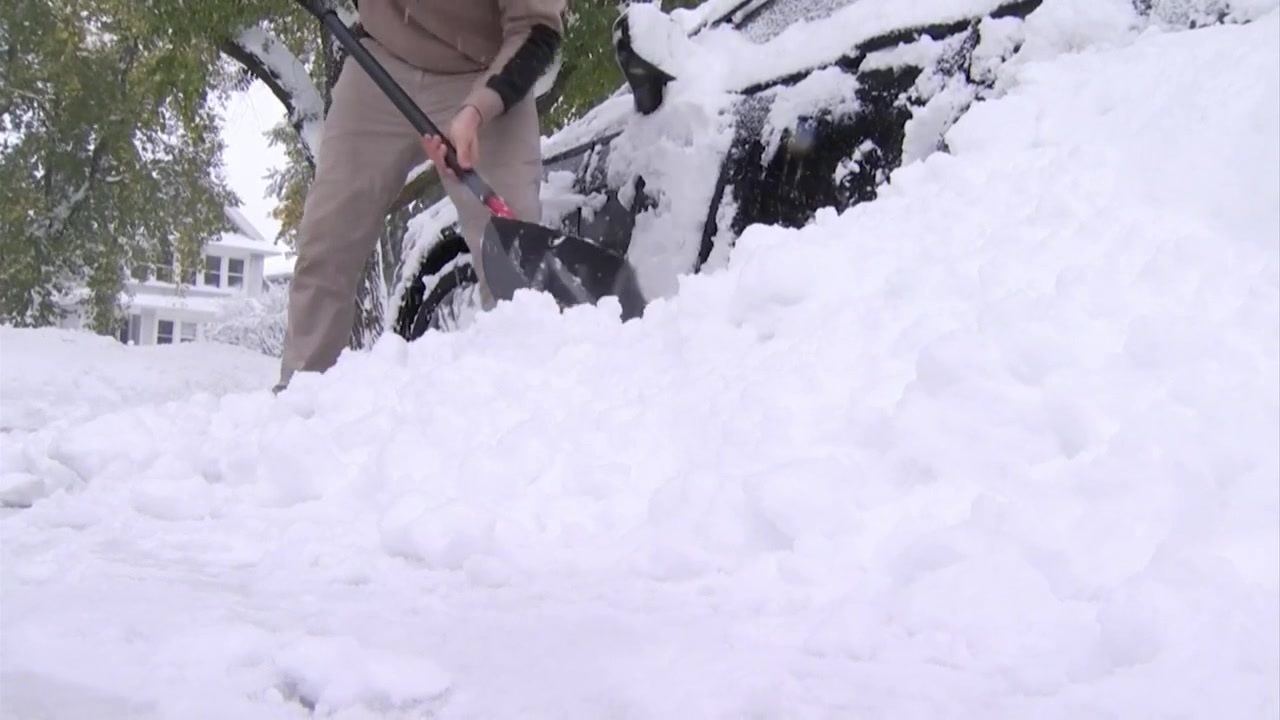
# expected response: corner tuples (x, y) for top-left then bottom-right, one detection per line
(543, 141), (596, 178)
(567, 138), (659, 256)
(728, 0), (860, 42)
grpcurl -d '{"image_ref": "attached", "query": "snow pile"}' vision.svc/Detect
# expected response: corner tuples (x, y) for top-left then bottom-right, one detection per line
(0, 327), (278, 508)
(3, 6), (1278, 719)
(0, 327), (276, 434)
(272, 635), (452, 714)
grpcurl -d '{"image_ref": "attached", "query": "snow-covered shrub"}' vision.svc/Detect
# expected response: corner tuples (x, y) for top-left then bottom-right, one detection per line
(205, 281), (289, 358)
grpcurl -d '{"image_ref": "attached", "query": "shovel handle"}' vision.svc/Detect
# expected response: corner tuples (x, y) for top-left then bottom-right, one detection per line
(295, 0), (516, 219)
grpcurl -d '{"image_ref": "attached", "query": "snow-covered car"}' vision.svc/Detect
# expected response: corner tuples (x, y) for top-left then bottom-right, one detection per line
(390, 0), (1048, 338)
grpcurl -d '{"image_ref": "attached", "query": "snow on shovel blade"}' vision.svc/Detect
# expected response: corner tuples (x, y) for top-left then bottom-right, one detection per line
(481, 217), (647, 321)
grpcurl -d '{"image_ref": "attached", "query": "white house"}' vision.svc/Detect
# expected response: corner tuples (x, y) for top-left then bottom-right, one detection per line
(59, 207), (284, 345)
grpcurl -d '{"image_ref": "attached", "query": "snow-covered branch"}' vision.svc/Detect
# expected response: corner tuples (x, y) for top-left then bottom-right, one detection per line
(30, 136), (107, 245)
(331, 3), (359, 28)
(30, 40), (139, 245)
(221, 25), (325, 166)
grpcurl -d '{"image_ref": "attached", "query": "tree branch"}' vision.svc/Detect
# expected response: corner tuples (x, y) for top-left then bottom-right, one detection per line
(35, 40), (140, 247)
(220, 26), (325, 167)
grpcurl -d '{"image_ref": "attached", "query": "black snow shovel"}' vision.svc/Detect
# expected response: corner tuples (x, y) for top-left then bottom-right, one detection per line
(296, 0), (647, 321)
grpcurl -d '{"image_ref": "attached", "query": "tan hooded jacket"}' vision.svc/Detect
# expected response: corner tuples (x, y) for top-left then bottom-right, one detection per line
(358, 0), (566, 125)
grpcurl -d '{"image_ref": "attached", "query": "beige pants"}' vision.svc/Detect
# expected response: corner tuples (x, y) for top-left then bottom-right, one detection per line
(279, 38), (544, 386)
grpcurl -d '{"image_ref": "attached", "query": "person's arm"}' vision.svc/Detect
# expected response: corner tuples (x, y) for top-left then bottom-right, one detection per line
(462, 0), (566, 124)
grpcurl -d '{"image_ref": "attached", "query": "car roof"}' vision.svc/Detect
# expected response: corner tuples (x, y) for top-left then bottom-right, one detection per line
(541, 0), (1030, 159)
(542, 0), (859, 159)
(689, 0), (861, 42)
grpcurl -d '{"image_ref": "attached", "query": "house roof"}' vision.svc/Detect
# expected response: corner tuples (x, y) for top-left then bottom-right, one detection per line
(212, 206), (285, 256)
(123, 291), (228, 316)
(209, 232), (285, 255)
(225, 205), (268, 243)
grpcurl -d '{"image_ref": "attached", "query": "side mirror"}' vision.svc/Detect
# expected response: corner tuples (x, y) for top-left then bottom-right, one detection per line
(612, 6), (681, 115)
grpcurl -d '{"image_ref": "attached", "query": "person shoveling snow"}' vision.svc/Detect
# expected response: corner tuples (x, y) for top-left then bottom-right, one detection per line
(278, 0), (645, 394)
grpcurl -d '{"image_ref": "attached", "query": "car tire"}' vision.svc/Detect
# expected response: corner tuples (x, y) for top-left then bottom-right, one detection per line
(409, 259), (479, 338)
(393, 226), (481, 341)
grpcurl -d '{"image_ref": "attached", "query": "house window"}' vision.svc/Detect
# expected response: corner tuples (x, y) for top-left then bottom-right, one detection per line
(204, 255), (222, 287)
(117, 314), (141, 345)
(227, 258), (245, 289)
(180, 322), (198, 343)
(155, 246), (175, 284)
(157, 319), (174, 345)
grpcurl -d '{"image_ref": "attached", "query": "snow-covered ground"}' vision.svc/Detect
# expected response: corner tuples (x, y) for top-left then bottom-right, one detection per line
(3, 2), (1278, 718)
(0, 328), (278, 434)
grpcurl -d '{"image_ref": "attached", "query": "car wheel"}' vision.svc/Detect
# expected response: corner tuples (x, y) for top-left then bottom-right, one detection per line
(409, 259), (481, 337)
(393, 225), (481, 341)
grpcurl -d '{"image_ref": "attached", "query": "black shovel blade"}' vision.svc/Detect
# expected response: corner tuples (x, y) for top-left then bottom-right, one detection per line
(481, 217), (647, 321)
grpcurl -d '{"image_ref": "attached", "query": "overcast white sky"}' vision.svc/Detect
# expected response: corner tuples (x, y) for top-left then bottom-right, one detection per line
(218, 82), (288, 245)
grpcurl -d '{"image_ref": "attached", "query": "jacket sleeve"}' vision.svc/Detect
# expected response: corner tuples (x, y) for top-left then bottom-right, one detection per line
(463, 0), (566, 124)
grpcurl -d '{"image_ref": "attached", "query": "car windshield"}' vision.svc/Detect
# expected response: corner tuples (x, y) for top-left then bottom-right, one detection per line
(723, 0), (861, 42)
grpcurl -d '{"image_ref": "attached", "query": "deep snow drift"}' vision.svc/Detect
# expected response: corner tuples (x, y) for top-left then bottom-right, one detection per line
(0, 327), (277, 435)
(3, 3), (1278, 719)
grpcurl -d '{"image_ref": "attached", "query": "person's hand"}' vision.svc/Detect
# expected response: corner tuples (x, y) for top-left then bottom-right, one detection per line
(421, 105), (483, 181)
